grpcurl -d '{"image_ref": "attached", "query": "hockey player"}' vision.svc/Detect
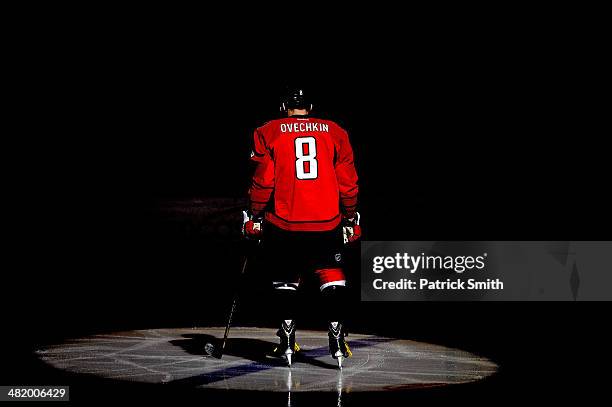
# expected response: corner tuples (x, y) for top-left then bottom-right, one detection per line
(243, 87), (361, 369)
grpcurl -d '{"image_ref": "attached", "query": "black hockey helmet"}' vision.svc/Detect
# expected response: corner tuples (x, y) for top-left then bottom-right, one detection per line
(280, 86), (313, 112)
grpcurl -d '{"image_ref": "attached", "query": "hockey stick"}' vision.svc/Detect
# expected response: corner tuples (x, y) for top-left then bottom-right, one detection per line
(204, 211), (256, 359)
(204, 254), (249, 359)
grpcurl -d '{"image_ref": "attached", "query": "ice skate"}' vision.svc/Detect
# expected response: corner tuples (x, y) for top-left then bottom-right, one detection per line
(328, 322), (352, 370)
(272, 320), (300, 367)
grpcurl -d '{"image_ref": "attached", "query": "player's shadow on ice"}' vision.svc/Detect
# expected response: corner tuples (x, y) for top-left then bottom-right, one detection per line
(170, 333), (338, 369)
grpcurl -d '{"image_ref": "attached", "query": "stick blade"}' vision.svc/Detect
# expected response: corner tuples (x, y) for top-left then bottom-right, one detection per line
(204, 342), (222, 359)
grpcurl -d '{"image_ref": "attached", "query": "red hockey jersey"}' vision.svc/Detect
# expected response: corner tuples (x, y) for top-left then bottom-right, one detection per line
(249, 115), (358, 232)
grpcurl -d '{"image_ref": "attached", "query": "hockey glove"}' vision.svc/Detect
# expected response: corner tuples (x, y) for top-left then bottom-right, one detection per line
(342, 212), (361, 244)
(243, 210), (263, 239)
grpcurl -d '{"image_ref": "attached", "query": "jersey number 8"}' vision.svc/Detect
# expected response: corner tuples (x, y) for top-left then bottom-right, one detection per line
(295, 137), (318, 180)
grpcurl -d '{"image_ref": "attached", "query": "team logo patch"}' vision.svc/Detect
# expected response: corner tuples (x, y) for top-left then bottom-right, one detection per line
(335, 253), (342, 262)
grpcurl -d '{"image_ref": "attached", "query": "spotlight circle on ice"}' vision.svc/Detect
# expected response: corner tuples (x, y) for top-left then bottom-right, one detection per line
(36, 327), (497, 392)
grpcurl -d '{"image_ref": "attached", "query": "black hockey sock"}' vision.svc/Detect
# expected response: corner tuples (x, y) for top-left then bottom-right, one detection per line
(272, 285), (299, 323)
(321, 285), (348, 325)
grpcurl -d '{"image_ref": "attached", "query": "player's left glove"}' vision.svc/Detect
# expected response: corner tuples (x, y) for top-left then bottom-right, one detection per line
(342, 212), (361, 244)
(243, 210), (263, 239)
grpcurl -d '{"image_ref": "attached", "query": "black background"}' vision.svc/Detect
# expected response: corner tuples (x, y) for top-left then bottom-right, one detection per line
(4, 26), (611, 404)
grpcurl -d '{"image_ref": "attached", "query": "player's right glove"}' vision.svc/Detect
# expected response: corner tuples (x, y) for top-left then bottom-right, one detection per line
(242, 210), (263, 239)
(342, 212), (361, 244)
